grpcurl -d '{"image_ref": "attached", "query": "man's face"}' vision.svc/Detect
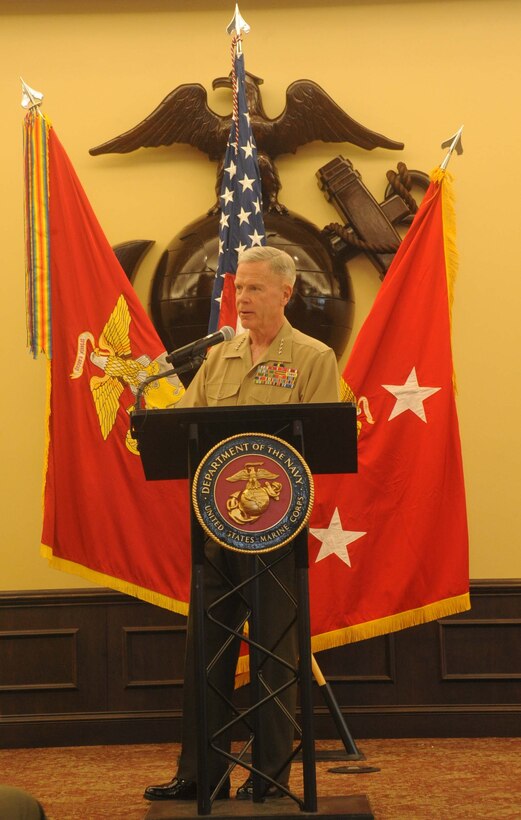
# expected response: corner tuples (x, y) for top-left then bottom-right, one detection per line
(235, 260), (292, 335)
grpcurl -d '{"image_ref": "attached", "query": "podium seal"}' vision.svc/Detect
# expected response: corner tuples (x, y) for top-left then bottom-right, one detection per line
(192, 433), (314, 553)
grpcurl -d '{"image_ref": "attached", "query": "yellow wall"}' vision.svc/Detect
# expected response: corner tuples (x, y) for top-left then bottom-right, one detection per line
(1, 0), (520, 590)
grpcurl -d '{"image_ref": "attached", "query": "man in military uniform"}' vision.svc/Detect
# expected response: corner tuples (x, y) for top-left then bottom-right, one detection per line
(144, 245), (340, 802)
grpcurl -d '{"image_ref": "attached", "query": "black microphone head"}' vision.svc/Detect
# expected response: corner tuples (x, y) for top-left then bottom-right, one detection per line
(220, 326), (235, 341)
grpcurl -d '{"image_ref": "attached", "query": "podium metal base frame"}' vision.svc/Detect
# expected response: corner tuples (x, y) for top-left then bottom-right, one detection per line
(144, 794), (374, 819)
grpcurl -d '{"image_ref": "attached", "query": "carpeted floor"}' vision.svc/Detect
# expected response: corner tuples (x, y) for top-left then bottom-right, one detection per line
(1, 738), (520, 819)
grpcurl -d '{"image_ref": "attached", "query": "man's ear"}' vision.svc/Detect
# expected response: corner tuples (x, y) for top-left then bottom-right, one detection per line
(282, 284), (293, 306)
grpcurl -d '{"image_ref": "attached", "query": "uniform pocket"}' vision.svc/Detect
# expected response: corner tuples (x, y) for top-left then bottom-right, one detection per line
(205, 380), (241, 405)
(248, 384), (296, 404)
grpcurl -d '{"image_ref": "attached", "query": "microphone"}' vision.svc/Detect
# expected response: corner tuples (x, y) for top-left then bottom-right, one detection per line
(165, 326), (235, 367)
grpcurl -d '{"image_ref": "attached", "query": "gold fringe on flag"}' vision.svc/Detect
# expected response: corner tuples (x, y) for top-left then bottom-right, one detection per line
(310, 592), (471, 653)
(431, 166), (459, 391)
(230, 590), (472, 687)
(24, 110), (52, 358)
(40, 543), (190, 616)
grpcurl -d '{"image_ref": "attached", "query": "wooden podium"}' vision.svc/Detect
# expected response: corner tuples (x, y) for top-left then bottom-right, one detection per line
(131, 403), (373, 820)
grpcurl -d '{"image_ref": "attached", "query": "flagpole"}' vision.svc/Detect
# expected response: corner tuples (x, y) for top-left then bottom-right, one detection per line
(311, 655), (363, 761)
(225, 3), (363, 764)
(208, 2), (263, 334)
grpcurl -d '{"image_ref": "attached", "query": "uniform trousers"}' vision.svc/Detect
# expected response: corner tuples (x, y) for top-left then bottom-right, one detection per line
(177, 539), (299, 787)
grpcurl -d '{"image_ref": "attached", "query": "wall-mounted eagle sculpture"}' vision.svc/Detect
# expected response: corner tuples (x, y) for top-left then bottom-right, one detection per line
(90, 73), (403, 212)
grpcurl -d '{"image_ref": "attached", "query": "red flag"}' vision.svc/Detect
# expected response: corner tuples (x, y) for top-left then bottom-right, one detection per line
(25, 111), (192, 613)
(308, 168), (470, 650)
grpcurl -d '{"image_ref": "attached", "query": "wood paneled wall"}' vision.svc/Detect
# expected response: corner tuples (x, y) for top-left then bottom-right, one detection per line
(1, 581), (520, 748)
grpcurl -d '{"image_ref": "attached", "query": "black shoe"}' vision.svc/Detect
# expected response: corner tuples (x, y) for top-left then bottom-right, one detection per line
(144, 776), (230, 802)
(236, 777), (286, 800)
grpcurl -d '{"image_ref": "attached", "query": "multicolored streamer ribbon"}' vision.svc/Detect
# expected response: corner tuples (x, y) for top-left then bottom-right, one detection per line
(24, 109), (52, 358)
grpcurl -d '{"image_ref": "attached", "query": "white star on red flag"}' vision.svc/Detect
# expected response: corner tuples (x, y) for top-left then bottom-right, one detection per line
(383, 366), (441, 422)
(310, 508), (366, 567)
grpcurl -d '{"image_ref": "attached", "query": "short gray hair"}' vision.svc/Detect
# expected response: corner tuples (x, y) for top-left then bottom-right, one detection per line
(237, 246), (297, 286)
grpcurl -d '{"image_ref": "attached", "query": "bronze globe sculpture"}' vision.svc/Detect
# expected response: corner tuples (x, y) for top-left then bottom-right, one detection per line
(149, 209), (354, 361)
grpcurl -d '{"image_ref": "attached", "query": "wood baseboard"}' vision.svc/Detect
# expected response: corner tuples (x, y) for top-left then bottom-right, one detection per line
(1, 581), (520, 747)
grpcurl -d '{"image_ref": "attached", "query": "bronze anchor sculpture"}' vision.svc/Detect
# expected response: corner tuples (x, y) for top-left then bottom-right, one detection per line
(318, 158), (430, 278)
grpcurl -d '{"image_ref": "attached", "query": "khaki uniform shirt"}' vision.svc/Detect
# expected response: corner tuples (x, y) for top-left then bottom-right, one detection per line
(176, 318), (340, 408)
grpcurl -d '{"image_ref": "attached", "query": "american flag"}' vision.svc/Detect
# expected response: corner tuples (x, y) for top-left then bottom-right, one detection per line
(208, 43), (266, 333)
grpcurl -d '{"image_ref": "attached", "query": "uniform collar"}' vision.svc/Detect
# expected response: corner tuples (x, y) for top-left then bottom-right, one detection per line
(264, 318), (294, 363)
(223, 318), (294, 364)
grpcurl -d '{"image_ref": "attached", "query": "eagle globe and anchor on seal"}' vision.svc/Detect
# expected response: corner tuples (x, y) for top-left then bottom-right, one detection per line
(226, 461), (283, 525)
(89, 65), (430, 362)
(192, 433), (314, 553)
